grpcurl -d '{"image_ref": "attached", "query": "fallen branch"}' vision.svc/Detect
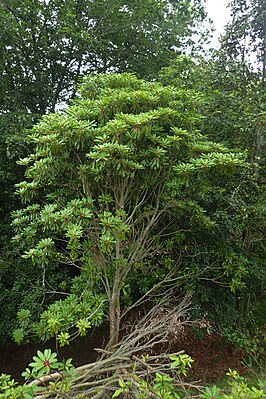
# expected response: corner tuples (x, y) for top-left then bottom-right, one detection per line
(29, 296), (198, 398)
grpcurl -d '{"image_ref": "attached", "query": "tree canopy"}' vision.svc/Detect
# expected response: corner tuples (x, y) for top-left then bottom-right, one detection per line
(221, 0), (266, 88)
(0, 0), (207, 114)
(11, 73), (250, 347)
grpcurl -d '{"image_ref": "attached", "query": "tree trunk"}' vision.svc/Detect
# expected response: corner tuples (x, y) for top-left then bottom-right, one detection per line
(108, 271), (121, 349)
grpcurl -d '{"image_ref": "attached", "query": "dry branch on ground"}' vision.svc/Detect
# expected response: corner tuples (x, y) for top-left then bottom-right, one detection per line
(31, 297), (195, 398)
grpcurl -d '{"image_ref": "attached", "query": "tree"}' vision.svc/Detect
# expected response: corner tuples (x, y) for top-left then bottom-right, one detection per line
(12, 73), (247, 347)
(159, 53), (266, 335)
(221, 0), (266, 88)
(0, 0), (208, 115)
(0, 0), (209, 344)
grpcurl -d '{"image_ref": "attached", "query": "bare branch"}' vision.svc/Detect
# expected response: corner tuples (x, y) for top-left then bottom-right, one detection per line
(29, 297), (196, 399)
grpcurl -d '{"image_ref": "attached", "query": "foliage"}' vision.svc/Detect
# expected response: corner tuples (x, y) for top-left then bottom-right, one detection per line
(22, 348), (76, 380)
(0, 374), (35, 399)
(169, 354), (194, 376)
(220, 369), (266, 399)
(160, 54), (265, 151)
(0, 111), (39, 343)
(0, 0), (209, 345)
(11, 72), (248, 347)
(113, 373), (181, 398)
(0, 0), (210, 345)
(0, 350), (76, 398)
(200, 385), (224, 399)
(25, 349), (61, 378)
(220, 0), (266, 88)
(159, 51), (266, 339)
(112, 353), (194, 398)
(0, 0), (208, 115)
(108, 359), (266, 399)
(222, 327), (262, 354)
(13, 289), (105, 345)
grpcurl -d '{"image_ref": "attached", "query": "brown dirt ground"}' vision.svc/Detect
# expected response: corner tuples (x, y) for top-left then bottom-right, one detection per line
(167, 328), (247, 382)
(0, 324), (247, 384)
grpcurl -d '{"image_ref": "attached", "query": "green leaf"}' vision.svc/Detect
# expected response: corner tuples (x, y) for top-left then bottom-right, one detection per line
(112, 389), (123, 398)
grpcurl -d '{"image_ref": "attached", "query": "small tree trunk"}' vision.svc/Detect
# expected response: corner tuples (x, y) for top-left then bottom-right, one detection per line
(108, 270), (121, 349)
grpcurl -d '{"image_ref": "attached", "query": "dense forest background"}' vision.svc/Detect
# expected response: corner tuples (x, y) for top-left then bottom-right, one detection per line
(0, 0), (265, 359)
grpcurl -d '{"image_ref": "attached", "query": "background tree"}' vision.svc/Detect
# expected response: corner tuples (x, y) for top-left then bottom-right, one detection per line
(12, 73), (247, 347)
(221, 0), (266, 88)
(0, 0), (208, 115)
(159, 49), (265, 336)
